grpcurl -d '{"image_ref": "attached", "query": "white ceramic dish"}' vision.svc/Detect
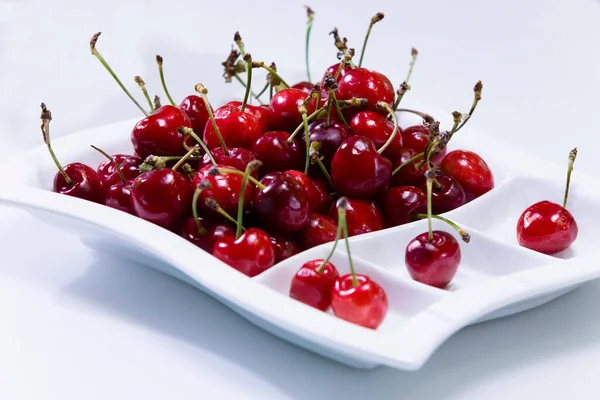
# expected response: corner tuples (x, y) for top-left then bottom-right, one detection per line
(1, 100), (598, 371)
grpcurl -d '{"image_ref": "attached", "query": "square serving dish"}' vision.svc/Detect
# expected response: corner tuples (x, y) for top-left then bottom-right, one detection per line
(1, 99), (598, 371)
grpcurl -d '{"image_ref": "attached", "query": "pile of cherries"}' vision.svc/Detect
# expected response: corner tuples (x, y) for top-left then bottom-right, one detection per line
(40, 9), (578, 329)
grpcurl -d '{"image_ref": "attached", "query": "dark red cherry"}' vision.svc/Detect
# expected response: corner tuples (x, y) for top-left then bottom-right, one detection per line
(130, 169), (192, 229)
(405, 230), (461, 288)
(131, 105), (192, 159)
(389, 148), (427, 187)
(320, 63), (351, 85)
(53, 162), (105, 203)
(516, 200), (578, 255)
(225, 101), (270, 133)
(378, 186), (427, 228)
(302, 119), (350, 168)
(212, 227), (275, 277)
(252, 172), (310, 233)
(199, 147), (256, 177)
(331, 274), (388, 329)
(270, 232), (301, 263)
(192, 164), (254, 216)
(349, 111), (403, 158)
(291, 81), (314, 93)
(440, 150), (494, 200)
(419, 173), (467, 214)
(179, 95), (211, 134)
(96, 154), (142, 188)
(252, 131), (303, 175)
(179, 216), (235, 253)
(284, 170), (323, 213)
(336, 68), (394, 115)
(298, 213), (338, 250)
(203, 104), (262, 150)
(328, 198), (384, 237)
(330, 136), (392, 198)
(289, 259), (340, 311)
(104, 181), (134, 214)
(401, 125), (446, 164)
(268, 88), (317, 133)
(310, 176), (333, 213)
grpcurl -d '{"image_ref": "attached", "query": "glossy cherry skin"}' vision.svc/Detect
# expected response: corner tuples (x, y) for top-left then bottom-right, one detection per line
(199, 147), (256, 176)
(516, 200), (578, 254)
(291, 81), (314, 93)
(330, 136), (392, 198)
(225, 101), (270, 134)
(349, 111), (403, 158)
(401, 125), (447, 164)
(268, 88), (317, 133)
(252, 131), (303, 175)
(389, 148), (427, 187)
(192, 164), (254, 216)
(212, 227), (275, 277)
(440, 150), (494, 200)
(203, 104), (262, 150)
(252, 172), (310, 233)
(378, 186), (427, 228)
(289, 260), (340, 311)
(419, 173), (467, 214)
(53, 162), (105, 204)
(298, 213), (338, 250)
(104, 181), (134, 214)
(130, 169), (192, 229)
(179, 216), (235, 253)
(331, 274), (388, 329)
(284, 170), (323, 213)
(405, 230), (461, 288)
(96, 154), (142, 188)
(311, 176), (334, 213)
(131, 105), (192, 159)
(328, 198), (384, 237)
(179, 95), (211, 134)
(302, 119), (350, 168)
(321, 63), (351, 85)
(336, 68), (395, 115)
(270, 232), (301, 263)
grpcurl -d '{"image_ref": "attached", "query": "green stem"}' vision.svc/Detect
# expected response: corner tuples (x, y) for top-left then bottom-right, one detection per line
(329, 90), (348, 129)
(171, 145), (198, 171)
(233, 74), (264, 105)
(90, 145), (126, 183)
(135, 76), (154, 113)
(337, 201), (358, 287)
(178, 126), (217, 165)
(316, 212), (344, 274)
(415, 213), (470, 243)
(287, 105), (326, 143)
(217, 167), (265, 190)
(377, 103), (399, 154)
(41, 116), (72, 186)
(305, 6), (314, 82)
(205, 198), (245, 230)
(315, 156), (334, 188)
(235, 164), (254, 238)
(302, 111), (311, 174)
(194, 85), (229, 155)
(192, 186), (208, 236)
(453, 81), (483, 134)
(254, 82), (270, 101)
(563, 148), (578, 209)
(426, 177), (433, 242)
(241, 55), (253, 112)
(156, 55), (177, 106)
(258, 64), (290, 88)
(392, 152), (424, 176)
(269, 84), (274, 101)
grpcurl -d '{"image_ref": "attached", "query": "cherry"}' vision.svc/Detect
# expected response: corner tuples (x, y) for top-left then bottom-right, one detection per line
(252, 171), (310, 233)
(440, 150), (494, 200)
(401, 125), (447, 164)
(225, 101), (270, 133)
(405, 169), (470, 288)
(336, 68), (395, 115)
(298, 213), (338, 250)
(97, 154), (142, 188)
(40, 104), (105, 204)
(321, 63), (351, 86)
(378, 186), (427, 228)
(270, 232), (301, 263)
(330, 135), (392, 198)
(291, 81), (314, 93)
(199, 147), (256, 176)
(268, 88), (317, 133)
(192, 164), (254, 216)
(252, 131), (303, 175)
(179, 95), (211, 134)
(419, 172), (467, 214)
(284, 170), (323, 213)
(310, 176), (334, 213)
(328, 198), (384, 237)
(349, 111), (403, 158)
(389, 148), (427, 187)
(131, 105), (192, 159)
(303, 119), (350, 168)
(90, 145), (135, 214)
(517, 148), (579, 255)
(289, 259), (339, 311)
(180, 215), (235, 252)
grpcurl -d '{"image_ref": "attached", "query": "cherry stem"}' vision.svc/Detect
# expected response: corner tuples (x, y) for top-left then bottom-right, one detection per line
(214, 167), (265, 190)
(234, 31), (246, 56)
(337, 198), (358, 287)
(404, 48), (418, 89)
(310, 142), (334, 188)
(194, 83), (230, 155)
(287, 105), (326, 143)
(425, 172), (434, 242)
(178, 126), (216, 165)
(325, 96), (333, 127)
(171, 145), (199, 171)
(252, 62), (290, 88)
(153, 95), (162, 109)
(316, 208), (344, 274)
(563, 147), (578, 209)
(134, 76), (154, 114)
(40, 103), (72, 185)
(233, 74), (263, 105)
(392, 81), (409, 112)
(304, 6), (315, 82)
(90, 32), (149, 116)
(334, 48), (355, 80)
(376, 102), (399, 154)
(358, 12), (384, 68)
(241, 54), (253, 112)
(90, 145), (126, 184)
(415, 213), (471, 243)
(192, 182), (210, 236)
(328, 90), (349, 129)
(300, 107), (311, 174)
(453, 80), (483, 134)
(391, 151), (424, 176)
(205, 197), (246, 231)
(156, 55), (177, 106)
(255, 82), (270, 100)
(269, 84), (274, 101)
(236, 160), (261, 238)
(395, 108), (435, 124)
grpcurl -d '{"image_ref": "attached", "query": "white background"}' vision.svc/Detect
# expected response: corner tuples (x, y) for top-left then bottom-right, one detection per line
(1, 0), (600, 398)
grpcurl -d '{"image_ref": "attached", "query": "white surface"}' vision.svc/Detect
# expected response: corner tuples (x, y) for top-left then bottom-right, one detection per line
(1, 0), (600, 398)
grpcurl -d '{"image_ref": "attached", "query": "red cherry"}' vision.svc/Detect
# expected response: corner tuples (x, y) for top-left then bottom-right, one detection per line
(252, 172), (310, 233)
(298, 213), (338, 250)
(179, 216), (235, 253)
(203, 104), (262, 150)
(336, 68), (395, 115)
(192, 164), (254, 216)
(328, 198), (384, 237)
(130, 169), (192, 229)
(270, 232), (301, 263)
(225, 101), (270, 133)
(289, 259), (339, 311)
(96, 154), (142, 188)
(419, 173), (467, 214)
(440, 150), (494, 200)
(252, 131), (303, 175)
(284, 170), (322, 213)
(331, 274), (388, 329)
(320, 63), (351, 85)
(405, 231), (461, 288)
(302, 119), (350, 168)
(330, 136), (392, 198)
(310, 176), (333, 213)
(212, 227), (275, 277)
(291, 81), (314, 93)
(400, 125), (447, 164)
(389, 148), (427, 187)
(199, 147), (256, 176)
(268, 88), (317, 133)
(104, 181), (134, 214)
(349, 111), (403, 158)
(378, 186), (427, 228)
(131, 105), (192, 159)
(179, 95), (211, 134)
(53, 162), (105, 203)
(516, 200), (578, 255)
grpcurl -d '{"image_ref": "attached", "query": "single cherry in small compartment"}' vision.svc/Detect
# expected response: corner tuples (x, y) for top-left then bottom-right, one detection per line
(516, 148), (579, 255)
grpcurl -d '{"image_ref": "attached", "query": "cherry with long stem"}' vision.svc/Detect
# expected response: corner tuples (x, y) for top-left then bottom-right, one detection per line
(235, 160), (261, 238)
(177, 126), (216, 165)
(564, 147), (577, 208)
(90, 145), (126, 184)
(309, 142), (335, 188)
(204, 197), (246, 231)
(90, 32), (149, 116)
(304, 6), (315, 82)
(358, 12), (384, 68)
(375, 102), (400, 155)
(194, 83), (230, 155)
(41, 103), (71, 185)
(156, 55), (177, 106)
(453, 80), (483, 134)
(134, 76), (155, 113)
(191, 180), (211, 236)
